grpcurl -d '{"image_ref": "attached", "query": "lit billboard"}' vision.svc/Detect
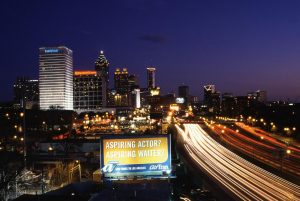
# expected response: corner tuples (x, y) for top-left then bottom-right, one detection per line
(176, 97), (185, 104)
(100, 135), (171, 179)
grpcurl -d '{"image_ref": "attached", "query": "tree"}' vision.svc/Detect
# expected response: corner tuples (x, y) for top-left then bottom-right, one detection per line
(0, 151), (24, 201)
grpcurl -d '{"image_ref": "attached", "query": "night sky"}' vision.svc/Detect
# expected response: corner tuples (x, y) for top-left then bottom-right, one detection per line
(1, 0), (300, 101)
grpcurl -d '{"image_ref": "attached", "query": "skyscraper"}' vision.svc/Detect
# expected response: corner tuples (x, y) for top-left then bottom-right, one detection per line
(203, 84), (220, 114)
(114, 68), (129, 94)
(95, 51), (109, 106)
(133, 89), (141, 109)
(39, 46), (73, 110)
(221, 93), (235, 117)
(74, 70), (106, 111)
(128, 74), (139, 91)
(114, 68), (139, 94)
(95, 51), (109, 82)
(203, 85), (216, 103)
(178, 85), (189, 104)
(147, 67), (156, 89)
(113, 68), (139, 106)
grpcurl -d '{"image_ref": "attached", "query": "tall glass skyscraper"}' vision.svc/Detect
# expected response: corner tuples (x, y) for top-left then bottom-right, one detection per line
(39, 46), (73, 110)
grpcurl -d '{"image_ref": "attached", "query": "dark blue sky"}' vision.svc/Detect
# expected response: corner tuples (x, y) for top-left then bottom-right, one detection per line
(1, 0), (300, 101)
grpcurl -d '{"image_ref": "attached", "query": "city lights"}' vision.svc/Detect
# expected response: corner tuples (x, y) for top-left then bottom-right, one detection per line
(1, 1), (300, 200)
(176, 124), (300, 200)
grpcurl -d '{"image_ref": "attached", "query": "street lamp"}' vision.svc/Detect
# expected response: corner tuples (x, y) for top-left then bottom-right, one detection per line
(20, 111), (26, 168)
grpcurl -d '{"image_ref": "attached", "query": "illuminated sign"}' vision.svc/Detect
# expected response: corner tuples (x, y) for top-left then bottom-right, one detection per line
(45, 49), (59, 53)
(170, 104), (179, 111)
(100, 135), (171, 179)
(150, 87), (160, 96)
(176, 97), (185, 104)
(74, 71), (97, 76)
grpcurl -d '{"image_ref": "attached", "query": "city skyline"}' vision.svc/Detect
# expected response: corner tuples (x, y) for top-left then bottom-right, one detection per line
(2, 0), (300, 101)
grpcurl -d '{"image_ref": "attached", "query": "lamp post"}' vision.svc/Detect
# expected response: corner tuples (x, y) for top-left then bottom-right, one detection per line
(20, 111), (26, 169)
(279, 147), (291, 175)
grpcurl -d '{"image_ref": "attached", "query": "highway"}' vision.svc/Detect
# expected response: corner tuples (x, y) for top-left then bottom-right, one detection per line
(236, 122), (300, 157)
(176, 123), (300, 201)
(205, 122), (300, 177)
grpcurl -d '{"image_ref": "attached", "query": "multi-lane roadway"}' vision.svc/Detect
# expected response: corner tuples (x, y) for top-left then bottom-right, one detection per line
(205, 122), (300, 177)
(176, 123), (300, 200)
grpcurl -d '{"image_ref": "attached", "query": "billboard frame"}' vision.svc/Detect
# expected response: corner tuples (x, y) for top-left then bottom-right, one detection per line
(100, 134), (172, 180)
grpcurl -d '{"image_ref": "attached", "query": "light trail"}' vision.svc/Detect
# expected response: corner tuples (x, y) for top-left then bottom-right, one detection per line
(236, 122), (300, 157)
(176, 124), (300, 201)
(209, 123), (300, 175)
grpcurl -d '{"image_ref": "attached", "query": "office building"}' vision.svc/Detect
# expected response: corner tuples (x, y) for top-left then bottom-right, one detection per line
(114, 68), (129, 94)
(14, 77), (39, 108)
(113, 68), (139, 107)
(95, 51), (109, 81)
(204, 85), (216, 103)
(95, 51), (109, 107)
(128, 74), (139, 91)
(248, 90), (267, 103)
(221, 93), (235, 116)
(114, 68), (139, 94)
(39, 46), (73, 110)
(178, 85), (189, 104)
(147, 67), (156, 89)
(133, 89), (141, 109)
(74, 70), (106, 111)
(203, 84), (220, 114)
(190, 96), (199, 104)
(235, 96), (251, 115)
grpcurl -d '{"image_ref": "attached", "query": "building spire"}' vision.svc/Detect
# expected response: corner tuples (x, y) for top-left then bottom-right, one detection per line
(95, 50), (109, 70)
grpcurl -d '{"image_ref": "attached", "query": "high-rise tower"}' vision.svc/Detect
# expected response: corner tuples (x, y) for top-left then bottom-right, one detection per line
(39, 46), (73, 110)
(203, 85), (216, 104)
(203, 84), (220, 114)
(95, 51), (109, 81)
(95, 51), (109, 107)
(114, 68), (129, 94)
(178, 85), (189, 104)
(147, 67), (156, 89)
(74, 71), (106, 111)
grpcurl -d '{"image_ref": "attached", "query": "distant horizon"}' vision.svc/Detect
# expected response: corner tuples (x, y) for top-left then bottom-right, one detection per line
(2, 60), (299, 103)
